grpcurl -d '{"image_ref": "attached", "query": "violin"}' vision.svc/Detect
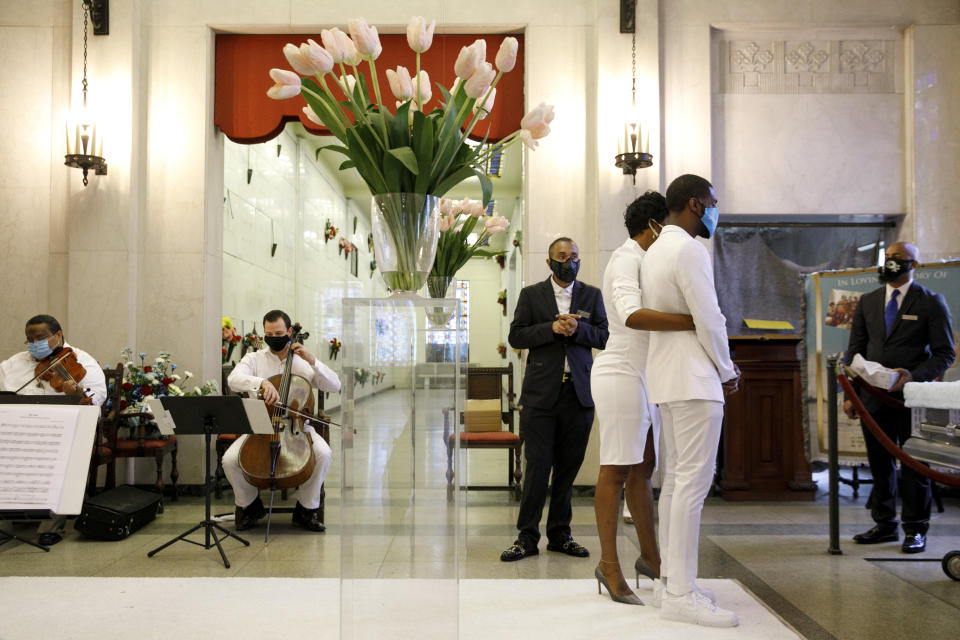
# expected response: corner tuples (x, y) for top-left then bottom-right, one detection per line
(31, 347), (92, 404)
(237, 323), (320, 491)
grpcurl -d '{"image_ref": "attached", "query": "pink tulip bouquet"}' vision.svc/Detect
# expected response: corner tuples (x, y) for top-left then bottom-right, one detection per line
(431, 197), (508, 284)
(266, 17), (555, 206)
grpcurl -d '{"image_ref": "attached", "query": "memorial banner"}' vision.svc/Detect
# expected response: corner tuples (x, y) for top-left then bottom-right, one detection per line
(803, 261), (960, 462)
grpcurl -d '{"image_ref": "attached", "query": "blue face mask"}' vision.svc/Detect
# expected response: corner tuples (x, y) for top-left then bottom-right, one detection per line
(28, 338), (54, 360)
(698, 206), (719, 239)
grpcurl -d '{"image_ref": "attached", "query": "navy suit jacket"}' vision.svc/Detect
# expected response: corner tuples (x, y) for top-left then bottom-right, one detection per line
(508, 277), (608, 409)
(845, 281), (955, 412)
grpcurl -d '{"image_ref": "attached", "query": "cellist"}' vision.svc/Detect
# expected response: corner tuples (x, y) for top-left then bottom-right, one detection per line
(223, 309), (340, 532)
(0, 314), (106, 546)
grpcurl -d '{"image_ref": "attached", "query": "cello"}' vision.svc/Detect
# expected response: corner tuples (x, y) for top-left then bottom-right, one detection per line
(237, 323), (323, 501)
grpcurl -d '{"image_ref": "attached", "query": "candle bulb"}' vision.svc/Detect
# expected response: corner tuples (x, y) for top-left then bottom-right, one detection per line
(65, 122), (70, 155)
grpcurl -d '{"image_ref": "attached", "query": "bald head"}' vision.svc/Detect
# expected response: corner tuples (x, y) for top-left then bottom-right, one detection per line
(887, 241), (918, 262)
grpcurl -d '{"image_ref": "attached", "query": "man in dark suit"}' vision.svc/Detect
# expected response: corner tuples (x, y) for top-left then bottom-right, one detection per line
(500, 237), (609, 561)
(844, 241), (955, 553)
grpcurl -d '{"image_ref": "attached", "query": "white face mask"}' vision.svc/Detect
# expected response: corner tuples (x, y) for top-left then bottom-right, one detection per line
(648, 219), (663, 239)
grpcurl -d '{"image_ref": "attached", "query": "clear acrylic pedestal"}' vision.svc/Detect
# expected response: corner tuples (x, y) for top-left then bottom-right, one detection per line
(339, 295), (464, 639)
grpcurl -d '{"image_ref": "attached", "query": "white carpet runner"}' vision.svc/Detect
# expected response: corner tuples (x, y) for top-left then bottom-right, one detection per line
(0, 577), (801, 639)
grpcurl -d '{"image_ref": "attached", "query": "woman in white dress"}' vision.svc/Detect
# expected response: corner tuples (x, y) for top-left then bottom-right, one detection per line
(591, 191), (694, 604)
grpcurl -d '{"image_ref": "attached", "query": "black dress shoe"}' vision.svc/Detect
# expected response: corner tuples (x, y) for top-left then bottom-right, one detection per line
(292, 502), (326, 532)
(38, 532), (63, 547)
(546, 537), (590, 557)
(235, 496), (266, 531)
(500, 541), (538, 562)
(901, 532), (926, 554)
(853, 524), (898, 544)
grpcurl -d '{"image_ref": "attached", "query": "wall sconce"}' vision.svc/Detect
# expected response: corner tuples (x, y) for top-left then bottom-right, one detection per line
(64, 0), (109, 186)
(614, 0), (652, 184)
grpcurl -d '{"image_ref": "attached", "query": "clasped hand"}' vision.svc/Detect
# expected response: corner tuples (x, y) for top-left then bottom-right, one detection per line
(552, 313), (578, 336)
(722, 363), (742, 396)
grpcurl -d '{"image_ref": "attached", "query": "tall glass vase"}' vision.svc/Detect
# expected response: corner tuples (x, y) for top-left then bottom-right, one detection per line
(427, 275), (454, 299)
(426, 275), (456, 327)
(371, 193), (440, 293)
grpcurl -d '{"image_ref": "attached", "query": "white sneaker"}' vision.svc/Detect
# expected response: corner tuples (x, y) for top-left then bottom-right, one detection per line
(694, 583), (716, 604)
(653, 579), (713, 608)
(660, 590), (739, 627)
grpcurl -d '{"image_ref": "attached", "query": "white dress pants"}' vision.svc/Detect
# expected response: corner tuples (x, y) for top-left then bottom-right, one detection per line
(657, 399), (724, 596)
(221, 425), (332, 510)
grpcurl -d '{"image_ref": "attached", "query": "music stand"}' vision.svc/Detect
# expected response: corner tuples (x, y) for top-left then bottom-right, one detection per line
(0, 396), (96, 552)
(146, 396), (269, 568)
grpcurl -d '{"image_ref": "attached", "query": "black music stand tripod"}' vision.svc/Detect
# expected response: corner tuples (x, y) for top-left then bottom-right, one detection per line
(147, 396), (255, 568)
(0, 513), (52, 552)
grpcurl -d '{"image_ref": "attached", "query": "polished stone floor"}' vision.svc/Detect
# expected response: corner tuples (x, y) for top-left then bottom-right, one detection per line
(2, 389), (959, 639)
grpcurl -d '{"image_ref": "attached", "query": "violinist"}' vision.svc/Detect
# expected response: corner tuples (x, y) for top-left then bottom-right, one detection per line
(222, 309), (340, 532)
(0, 314), (106, 546)
(0, 314), (106, 406)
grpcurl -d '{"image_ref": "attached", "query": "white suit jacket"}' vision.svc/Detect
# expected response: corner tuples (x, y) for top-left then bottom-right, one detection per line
(640, 225), (736, 404)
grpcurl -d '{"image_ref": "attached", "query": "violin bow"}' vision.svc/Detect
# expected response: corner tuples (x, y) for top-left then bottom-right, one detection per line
(13, 349), (76, 395)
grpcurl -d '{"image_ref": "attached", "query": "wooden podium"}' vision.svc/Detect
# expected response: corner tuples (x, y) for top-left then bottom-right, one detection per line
(721, 335), (816, 501)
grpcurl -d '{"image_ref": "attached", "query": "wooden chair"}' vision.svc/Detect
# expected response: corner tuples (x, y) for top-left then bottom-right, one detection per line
(85, 363), (123, 496)
(112, 409), (179, 499)
(214, 390), (329, 522)
(444, 363), (522, 501)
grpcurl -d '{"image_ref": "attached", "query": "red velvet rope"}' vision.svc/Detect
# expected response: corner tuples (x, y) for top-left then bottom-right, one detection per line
(838, 373), (960, 488)
(849, 375), (905, 409)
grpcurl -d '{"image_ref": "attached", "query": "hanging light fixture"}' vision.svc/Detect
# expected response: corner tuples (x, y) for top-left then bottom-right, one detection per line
(614, 0), (652, 184)
(65, 0), (109, 186)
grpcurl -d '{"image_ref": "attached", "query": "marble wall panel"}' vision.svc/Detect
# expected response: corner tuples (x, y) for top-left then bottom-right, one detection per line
(288, 0), (591, 28)
(523, 24), (592, 284)
(908, 25), (960, 261)
(0, 27), (53, 188)
(0, 186), (51, 356)
(65, 250), (130, 366)
(0, 0), (70, 26)
(143, 26), (210, 255)
(714, 93), (903, 214)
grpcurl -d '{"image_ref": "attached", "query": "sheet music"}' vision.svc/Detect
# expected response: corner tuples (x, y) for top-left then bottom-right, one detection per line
(0, 405), (81, 512)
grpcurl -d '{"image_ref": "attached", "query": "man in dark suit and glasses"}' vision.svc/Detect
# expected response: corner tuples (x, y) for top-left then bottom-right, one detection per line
(844, 241), (955, 553)
(500, 237), (609, 561)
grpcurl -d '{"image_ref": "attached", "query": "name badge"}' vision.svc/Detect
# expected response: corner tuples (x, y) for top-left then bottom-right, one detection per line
(902, 314), (918, 321)
(576, 309), (590, 319)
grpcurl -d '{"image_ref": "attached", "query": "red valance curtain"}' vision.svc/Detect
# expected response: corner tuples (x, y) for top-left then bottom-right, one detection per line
(215, 34), (524, 144)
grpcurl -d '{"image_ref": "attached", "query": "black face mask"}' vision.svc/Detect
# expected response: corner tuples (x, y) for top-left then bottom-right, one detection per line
(878, 257), (913, 283)
(549, 258), (579, 284)
(264, 335), (290, 352)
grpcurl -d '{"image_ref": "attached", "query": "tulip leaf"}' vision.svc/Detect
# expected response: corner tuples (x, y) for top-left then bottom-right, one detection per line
(317, 144), (351, 159)
(339, 160), (356, 171)
(390, 102), (412, 149)
(386, 147), (419, 176)
(474, 170), (493, 207)
(437, 82), (452, 105)
(412, 111), (434, 192)
(382, 149), (405, 192)
(433, 166), (476, 198)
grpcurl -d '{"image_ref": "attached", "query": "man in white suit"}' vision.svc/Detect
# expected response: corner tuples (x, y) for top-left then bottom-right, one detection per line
(641, 174), (741, 627)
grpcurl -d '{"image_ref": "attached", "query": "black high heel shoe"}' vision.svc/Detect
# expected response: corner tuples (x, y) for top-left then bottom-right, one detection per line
(596, 563), (643, 605)
(634, 557), (657, 588)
